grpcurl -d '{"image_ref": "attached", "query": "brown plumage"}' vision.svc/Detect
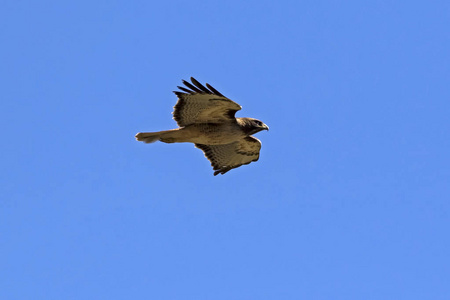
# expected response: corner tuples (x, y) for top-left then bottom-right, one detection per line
(135, 77), (269, 175)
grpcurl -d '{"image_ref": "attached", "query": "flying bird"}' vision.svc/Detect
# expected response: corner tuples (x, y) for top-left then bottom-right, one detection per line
(135, 77), (269, 175)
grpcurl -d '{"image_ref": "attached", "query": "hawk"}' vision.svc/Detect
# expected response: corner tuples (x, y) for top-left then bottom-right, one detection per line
(135, 77), (269, 175)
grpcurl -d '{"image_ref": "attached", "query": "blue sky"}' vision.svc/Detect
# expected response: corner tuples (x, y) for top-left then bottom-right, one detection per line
(1, 0), (449, 299)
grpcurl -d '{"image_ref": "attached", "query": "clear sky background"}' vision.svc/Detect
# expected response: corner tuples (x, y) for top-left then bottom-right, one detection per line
(1, 1), (449, 299)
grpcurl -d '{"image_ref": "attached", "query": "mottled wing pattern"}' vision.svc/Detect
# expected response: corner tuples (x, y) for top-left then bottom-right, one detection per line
(195, 136), (262, 175)
(173, 77), (242, 127)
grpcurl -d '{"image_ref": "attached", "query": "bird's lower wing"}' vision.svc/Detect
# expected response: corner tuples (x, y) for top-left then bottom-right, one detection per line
(195, 136), (262, 175)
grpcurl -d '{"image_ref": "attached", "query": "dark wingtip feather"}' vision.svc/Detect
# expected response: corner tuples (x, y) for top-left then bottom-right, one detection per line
(182, 80), (203, 93)
(205, 83), (225, 97)
(176, 78), (226, 97)
(190, 77), (211, 94)
(177, 86), (194, 94)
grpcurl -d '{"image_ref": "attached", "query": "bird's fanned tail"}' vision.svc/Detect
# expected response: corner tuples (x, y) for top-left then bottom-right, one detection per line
(135, 128), (182, 144)
(135, 132), (161, 143)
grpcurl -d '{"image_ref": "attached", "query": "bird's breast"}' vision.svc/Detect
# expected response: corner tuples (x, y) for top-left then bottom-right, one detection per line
(182, 123), (244, 145)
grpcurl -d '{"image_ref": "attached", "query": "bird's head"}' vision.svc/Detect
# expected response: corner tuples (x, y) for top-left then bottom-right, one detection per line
(238, 118), (269, 135)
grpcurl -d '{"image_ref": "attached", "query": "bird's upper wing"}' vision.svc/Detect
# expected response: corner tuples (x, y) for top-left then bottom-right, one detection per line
(173, 77), (242, 127)
(195, 136), (262, 175)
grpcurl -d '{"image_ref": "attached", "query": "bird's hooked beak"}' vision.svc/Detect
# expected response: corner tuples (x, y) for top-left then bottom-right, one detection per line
(262, 124), (269, 131)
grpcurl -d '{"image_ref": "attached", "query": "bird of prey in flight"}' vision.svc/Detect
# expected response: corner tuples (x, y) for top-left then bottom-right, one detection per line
(135, 77), (269, 175)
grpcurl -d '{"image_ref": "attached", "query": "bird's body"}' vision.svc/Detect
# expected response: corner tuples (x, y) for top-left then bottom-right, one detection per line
(135, 77), (268, 175)
(136, 119), (254, 145)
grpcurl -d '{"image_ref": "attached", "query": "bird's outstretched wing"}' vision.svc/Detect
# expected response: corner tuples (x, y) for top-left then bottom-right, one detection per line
(195, 136), (262, 175)
(173, 77), (242, 127)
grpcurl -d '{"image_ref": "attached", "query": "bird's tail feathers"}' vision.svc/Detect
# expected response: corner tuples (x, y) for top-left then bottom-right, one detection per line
(135, 129), (180, 144)
(135, 132), (161, 143)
